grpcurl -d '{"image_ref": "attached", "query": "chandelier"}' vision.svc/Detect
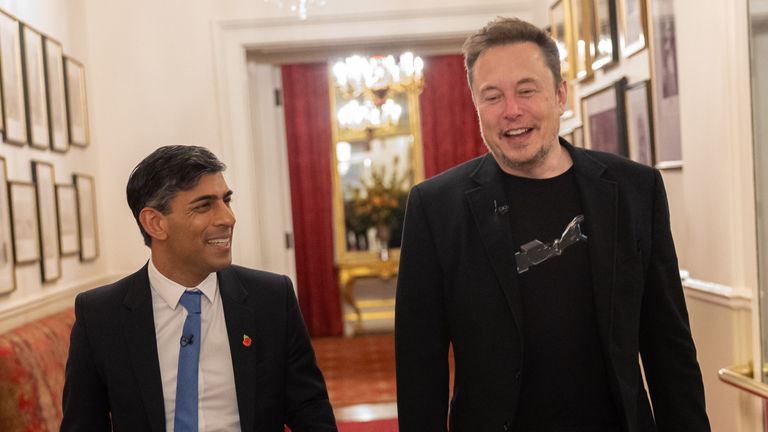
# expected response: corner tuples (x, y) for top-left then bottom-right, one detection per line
(331, 53), (424, 133)
(264, 0), (326, 20)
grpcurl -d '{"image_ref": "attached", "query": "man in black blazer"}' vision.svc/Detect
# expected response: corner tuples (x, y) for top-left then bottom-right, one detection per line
(61, 145), (336, 431)
(395, 17), (710, 431)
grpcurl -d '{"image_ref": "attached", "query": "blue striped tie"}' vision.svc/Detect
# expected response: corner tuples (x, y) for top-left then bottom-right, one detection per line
(174, 290), (202, 432)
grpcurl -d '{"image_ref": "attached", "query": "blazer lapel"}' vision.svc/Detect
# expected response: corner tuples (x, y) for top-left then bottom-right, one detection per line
(122, 264), (166, 432)
(466, 154), (524, 337)
(568, 143), (617, 353)
(218, 268), (258, 432)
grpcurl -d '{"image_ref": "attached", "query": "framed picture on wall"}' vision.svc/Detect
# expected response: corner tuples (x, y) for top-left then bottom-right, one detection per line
(591, 0), (620, 71)
(64, 56), (89, 147)
(32, 161), (61, 282)
(550, 0), (575, 80)
(572, 125), (585, 148)
(0, 158), (15, 295)
(572, 0), (593, 81)
(625, 80), (654, 166)
(581, 77), (628, 156)
(9, 181), (40, 264)
(619, 0), (647, 57)
(74, 174), (98, 261)
(648, 0), (682, 168)
(44, 37), (69, 153)
(0, 11), (27, 145)
(21, 24), (50, 150)
(56, 184), (79, 255)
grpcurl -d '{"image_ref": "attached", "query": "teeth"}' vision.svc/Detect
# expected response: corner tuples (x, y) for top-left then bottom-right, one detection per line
(504, 128), (530, 136)
(208, 239), (230, 246)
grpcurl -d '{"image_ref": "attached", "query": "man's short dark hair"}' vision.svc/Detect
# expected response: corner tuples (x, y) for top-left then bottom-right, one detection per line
(126, 145), (226, 246)
(462, 16), (562, 89)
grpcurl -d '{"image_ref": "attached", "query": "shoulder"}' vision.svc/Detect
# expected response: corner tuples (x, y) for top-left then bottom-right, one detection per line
(413, 154), (487, 195)
(75, 267), (148, 308)
(219, 265), (293, 299)
(575, 147), (657, 188)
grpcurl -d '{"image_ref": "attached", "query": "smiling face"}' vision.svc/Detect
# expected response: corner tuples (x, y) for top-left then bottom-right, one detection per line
(152, 172), (235, 287)
(471, 42), (568, 178)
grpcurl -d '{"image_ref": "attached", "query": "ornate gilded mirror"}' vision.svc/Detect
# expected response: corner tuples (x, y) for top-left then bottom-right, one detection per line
(329, 53), (425, 267)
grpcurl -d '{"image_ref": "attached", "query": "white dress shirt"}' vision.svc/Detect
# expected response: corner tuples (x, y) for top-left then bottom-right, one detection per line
(148, 258), (241, 432)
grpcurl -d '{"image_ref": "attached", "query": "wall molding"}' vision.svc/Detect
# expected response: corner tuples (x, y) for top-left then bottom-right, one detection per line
(680, 269), (752, 310)
(0, 273), (124, 334)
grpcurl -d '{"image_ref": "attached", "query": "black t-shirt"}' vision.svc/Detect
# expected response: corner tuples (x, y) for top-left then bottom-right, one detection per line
(502, 167), (620, 431)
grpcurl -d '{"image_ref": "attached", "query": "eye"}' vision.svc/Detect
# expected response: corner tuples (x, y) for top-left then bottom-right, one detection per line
(193, 202), (211, 212)
(518, 88), (536, 97)
(224, 196), (233, 206)
(484, 94), (501, 103)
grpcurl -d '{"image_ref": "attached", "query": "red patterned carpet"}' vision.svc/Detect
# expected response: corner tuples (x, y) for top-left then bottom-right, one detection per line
(338, 418), (398, 431)
(313, 334), (397, 408)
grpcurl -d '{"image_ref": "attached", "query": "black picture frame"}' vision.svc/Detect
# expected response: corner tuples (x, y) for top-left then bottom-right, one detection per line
(32, 160), (61, 282)
(43, 37), (68, 153)
(21, 24), (49, 150)
(581, 77), (628, 156)
(64, 56), (89, 147)
(8, 181), (39, 264)
(56, 183), (79, 256)
(74, 174), (98, 261)
(591, 0), (620, 71)
(0, 157), (15, 294)
(0, 10), (27, 145)
(624, 80), (655, 166)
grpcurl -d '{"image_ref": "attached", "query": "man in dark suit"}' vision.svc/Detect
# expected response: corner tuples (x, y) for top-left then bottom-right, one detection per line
(61, 145), (336, 431)
(395, 17), (710, 431)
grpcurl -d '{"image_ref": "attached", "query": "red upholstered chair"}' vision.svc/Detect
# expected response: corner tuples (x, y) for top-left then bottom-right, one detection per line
(0, 308), (74, 432)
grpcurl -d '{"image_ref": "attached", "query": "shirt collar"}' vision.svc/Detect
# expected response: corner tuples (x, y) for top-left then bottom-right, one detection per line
(148, 257), (218, 310)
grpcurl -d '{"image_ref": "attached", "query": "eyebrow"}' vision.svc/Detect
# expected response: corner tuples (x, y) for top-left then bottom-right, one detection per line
(478, 77), (540, 94)
(188, 190), (233, 206)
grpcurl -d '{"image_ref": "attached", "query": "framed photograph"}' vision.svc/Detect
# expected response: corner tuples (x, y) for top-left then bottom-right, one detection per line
(551, 0), (575, 80)
(56, 184), (79, 255)
(64, 56), (89, 147)
(581, 77), (628, 156)
(32, 161), (61, 282)
(625, 80), (654, 166)
(648, 0), (682, 168)
(0, 11), (27, 144)
(572, 125), (585, 148)
(619, 0), (647, 57)
(21, 25), (49, 149)
(572, 0), (594, 81)
(74, 174), (98, 261)
(44, 37), (68, 152)
(0, 158), (15, 294)
(9, 181), (40, 264)
(591, 0), (620, 71)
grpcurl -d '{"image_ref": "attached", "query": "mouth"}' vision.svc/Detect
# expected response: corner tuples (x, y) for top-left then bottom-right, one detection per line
(502, 127), (534, 138)
(206, 237), (232, 249)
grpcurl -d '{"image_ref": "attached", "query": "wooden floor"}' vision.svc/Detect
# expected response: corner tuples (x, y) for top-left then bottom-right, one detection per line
(313, 334), (398, 422)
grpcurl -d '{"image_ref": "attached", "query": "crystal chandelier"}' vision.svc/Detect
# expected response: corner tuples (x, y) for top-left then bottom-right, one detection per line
(264, 0), (326, 20)
(331, 53), (424, 133)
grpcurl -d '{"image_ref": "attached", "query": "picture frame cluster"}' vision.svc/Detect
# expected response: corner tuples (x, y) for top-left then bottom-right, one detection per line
(549, 0), (682, 169)
(0, 9), (96, 295)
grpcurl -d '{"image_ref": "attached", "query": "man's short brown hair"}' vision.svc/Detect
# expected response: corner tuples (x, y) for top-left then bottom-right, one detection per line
(462, 16), (562, 89)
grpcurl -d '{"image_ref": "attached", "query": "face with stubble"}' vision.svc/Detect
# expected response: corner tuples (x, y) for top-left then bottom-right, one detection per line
(470, 42), (567, 178)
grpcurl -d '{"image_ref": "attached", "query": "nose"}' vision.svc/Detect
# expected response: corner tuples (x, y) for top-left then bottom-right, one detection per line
(503, 95), (523, 119)
(214, 201), (236, 227)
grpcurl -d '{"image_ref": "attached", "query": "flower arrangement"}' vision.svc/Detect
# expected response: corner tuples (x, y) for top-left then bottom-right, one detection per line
(345, 156), (411, 244)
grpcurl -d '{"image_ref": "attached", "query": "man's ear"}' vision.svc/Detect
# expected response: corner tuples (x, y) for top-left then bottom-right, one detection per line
(139, 208), (168, 242)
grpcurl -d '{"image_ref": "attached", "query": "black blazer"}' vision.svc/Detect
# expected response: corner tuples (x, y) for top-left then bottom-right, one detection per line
(61, 264), (336, 432)
(395, 142), (710, 432)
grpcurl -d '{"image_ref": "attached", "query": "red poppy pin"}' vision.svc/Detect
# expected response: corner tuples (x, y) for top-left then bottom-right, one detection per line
(242, 334), (252, 347)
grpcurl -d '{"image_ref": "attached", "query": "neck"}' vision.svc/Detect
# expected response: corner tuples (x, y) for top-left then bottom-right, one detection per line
(151, 252), (207, 288)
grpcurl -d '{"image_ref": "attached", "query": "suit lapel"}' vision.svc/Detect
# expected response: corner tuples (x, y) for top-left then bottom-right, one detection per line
(218, 268), (258, 432)
(122, 264), (166, 432)
(466, 154), (524, 337)
(568, 143), (618, 352)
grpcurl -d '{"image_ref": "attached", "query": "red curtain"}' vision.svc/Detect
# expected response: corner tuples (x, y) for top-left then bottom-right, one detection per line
(420, 54), (487, 178)
(281, 63), (343, 337)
